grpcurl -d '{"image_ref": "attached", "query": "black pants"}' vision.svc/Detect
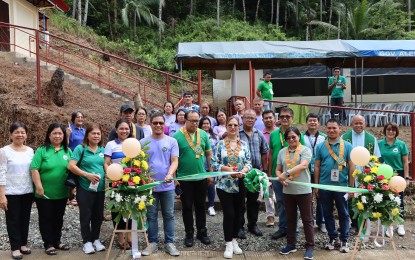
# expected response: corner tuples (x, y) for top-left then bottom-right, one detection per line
(217, 180), (245, 242)
(5, 193), (34, 251)
(77, 187), (105, 243)
(330, 97), (345, 121)
(35, 197), (67, 249)
(239, 183), (259, 228)
(179, 179), (207, 234)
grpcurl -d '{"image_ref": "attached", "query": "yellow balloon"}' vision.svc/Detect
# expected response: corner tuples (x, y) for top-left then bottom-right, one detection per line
(389, 176), (407, 193)
(122, 138), (142, 158)
(350, 146), (370, 167)
(107, 163), (123, 181)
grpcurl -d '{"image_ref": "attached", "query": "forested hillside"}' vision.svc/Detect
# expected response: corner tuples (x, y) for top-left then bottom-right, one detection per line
(54, 0), (415, 73)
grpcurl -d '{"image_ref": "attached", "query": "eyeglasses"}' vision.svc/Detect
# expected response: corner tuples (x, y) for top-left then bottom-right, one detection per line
(228, 124), (239, 128)
(386, 128), (396, 132)
(243, 117), (256, 121)
(137, 113), (146, 116)
(76, 116), (84, 119)
(279, 115), (292, 120)
(187, 120), (199, 124)
(152, 122), (165, 126)
(286, 135), (297, 141)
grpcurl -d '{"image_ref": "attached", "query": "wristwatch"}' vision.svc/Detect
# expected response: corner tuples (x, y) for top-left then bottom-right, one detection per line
(405, 176), (412, 180)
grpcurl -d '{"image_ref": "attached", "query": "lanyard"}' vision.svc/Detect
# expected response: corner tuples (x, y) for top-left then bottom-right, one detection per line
(325, 139), (346, 171)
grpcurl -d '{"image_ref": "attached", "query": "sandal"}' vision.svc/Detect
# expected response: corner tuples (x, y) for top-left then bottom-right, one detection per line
(20, 249), (31, 255)
(45, 248), (57, 256)
(55, 244), (70, 251)
(69, 199), (78, 206)
(116, 241), (131, 250)
(11, 252), (23, 260)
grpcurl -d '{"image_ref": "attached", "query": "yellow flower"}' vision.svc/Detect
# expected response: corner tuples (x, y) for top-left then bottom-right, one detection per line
(133, 160), (141, 167)
(149, 199), (154, 206)
(370, 155), (378, 162)
(363, 175), (373, 183)
(122, 174), (130, 182)
(392, 208), (400, 216)
(141, 161), (149, 171)
(352, 170), (360, 178)
(356, 202), (364, 211)
(371, 167), (378, 174)
(372, 212), (382, 219)
(133, 176), (141, 184)
(140, 151), (145, 157)
(138, 201), (145, 210)
(379, 179), (389, 184)
(121, 157), (131, 164)
(374, 163), (380, 167)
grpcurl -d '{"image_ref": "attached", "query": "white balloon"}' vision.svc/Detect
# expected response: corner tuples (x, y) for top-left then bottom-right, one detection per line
(122, 138), (142, 158)
(350, 146), (370, 167)
(107, 163), (124, 181)
(389, 176), (407, 193)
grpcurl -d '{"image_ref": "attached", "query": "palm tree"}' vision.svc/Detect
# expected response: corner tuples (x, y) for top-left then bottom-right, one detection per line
(347, 0), (371, 39)
(121, 0), (161, 39)
(242, 0), (246, 21)
(217, 0), (220, 27)
(83, 0), (89, 26)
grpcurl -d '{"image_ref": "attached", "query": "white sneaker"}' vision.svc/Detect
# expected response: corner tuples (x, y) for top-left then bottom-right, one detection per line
(224, 242), (233, 259)
(339, 241), (349, 253)
(92, 240), (105, 252)
(208, 206), (216, 216)
(165, 243), (180, 256)
(385, 226), (394, 237)
(142, 242), (158, 256)
(397, 225), (405, 236)
(232, 239), (243, 255)
(83, 242), (95, 254)
(319, 224), (327, 233)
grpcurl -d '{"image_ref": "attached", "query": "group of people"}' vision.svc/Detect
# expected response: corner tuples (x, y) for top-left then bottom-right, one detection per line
(0, 88), (411, 260)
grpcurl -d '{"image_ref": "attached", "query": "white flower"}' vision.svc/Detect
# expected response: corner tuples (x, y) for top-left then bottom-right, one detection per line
(389, 194), (395, 201)
(361, 196), (367, 204)
(140, 195), (147, 202)
(354, 193), (361, 198)
(115, 193), (122, 203)
(373, 193), (383, 203)
(110, 191), (115, 198)
(134, 196), (140, 204)
(394, 196), (401, 205)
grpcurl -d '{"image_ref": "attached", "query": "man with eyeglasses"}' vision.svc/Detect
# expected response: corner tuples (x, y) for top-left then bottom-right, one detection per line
(269, 107), (305, 240)
(314, 118), (354, 253)
(178, 91), (200, 113)
(140, 112), (180, 256)
(108, 103), (144, 141)
(237, 109), (269, 238)
(173, 111), (212, 247)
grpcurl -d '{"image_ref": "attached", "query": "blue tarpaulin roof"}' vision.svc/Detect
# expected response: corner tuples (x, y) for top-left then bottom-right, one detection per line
(176, 40), (415, 70)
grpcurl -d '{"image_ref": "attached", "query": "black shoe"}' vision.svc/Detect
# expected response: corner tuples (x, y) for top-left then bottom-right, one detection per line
(237, 228), (247, 239)
(196, 229), (211, 245)
(272, 230), (287, 240)
(248, 225), (263, 236)
(184, 232), (194, 247)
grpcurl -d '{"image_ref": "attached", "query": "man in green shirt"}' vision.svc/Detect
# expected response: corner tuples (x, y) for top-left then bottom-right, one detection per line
(269, 107), (305, 240)
(257, 72), (274, 111)
(173, 111), (212, 247)
(328, 67), (346, 121)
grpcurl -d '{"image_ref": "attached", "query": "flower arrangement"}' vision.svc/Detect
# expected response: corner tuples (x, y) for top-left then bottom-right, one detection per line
(351, 155), (404, 226)
(106, 145), (155, 227)
(244, 169), (270, 199)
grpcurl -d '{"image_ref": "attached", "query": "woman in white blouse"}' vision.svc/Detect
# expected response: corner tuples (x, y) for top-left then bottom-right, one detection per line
(0, 121), (34, 260)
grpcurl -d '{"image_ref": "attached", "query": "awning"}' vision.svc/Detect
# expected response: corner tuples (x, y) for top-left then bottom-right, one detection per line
(27, 0), (70, 12)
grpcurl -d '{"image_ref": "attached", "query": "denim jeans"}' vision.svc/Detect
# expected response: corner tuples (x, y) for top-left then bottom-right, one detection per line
(319, 189), (350, 242)
(272, 180), (286, 233)
(146, 189), (175, 244)
(264, 101), (272, 111)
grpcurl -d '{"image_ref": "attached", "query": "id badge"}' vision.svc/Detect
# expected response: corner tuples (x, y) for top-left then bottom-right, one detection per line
(269, 89), (274, 95)
(331, 169), (339, 182)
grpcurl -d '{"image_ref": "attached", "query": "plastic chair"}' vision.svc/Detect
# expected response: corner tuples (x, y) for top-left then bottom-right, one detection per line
(347, 104), (362, 126)
(319, 107), (331, 125)
(370, 103), (392, 127)
(395, 103), (413, 126)
(366, 103), (383, 127)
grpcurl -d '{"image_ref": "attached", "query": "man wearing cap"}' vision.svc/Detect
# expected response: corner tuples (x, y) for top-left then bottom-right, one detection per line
(328, 67), (346, 121)
(108, 103), (144, 141)
(178, 91), (200, 113)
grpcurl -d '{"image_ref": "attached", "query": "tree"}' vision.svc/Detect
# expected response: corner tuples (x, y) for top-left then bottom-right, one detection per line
(72, 0), (77, 18)
(255, 0), (261, 22)
(83, 0), (89, 26)
(121, 0), (161, 39)
(217, 0), (220, 27)
(242, 0), (246, 21)
(78, 0), (82, 24)
(158, 0), (165, 49)
(347, 0), (371, 39)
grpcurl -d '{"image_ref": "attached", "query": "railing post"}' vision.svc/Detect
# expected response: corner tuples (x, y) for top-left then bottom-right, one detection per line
(411, 112), (415, 180)
(35, 30), (41, 106)
(198, 70), (202, 105)
(166, 74), (170, 102)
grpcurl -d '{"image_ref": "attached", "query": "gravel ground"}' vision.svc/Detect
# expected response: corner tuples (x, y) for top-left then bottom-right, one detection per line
(1, 200), (415, 253)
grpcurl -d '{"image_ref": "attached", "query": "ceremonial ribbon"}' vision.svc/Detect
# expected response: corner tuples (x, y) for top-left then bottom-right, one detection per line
(325, 139), (346, 171)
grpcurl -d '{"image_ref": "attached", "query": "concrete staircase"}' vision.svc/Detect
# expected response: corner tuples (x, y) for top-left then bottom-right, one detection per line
(0, 51), (131, 102)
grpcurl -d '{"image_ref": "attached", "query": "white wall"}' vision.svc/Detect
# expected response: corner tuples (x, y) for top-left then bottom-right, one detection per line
(4, 0), (38, 56)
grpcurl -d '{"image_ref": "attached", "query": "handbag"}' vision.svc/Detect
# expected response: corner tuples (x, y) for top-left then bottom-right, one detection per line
(65, 146), (86, 188)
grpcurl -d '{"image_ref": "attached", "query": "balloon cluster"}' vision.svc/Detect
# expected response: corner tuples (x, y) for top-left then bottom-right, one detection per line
(350, 146), (406, 192)
(107, 138), (142, 181)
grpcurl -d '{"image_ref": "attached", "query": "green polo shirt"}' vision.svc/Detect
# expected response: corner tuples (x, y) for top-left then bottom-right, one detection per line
(328, 75), (346, 98)
(269, 128), (305, 177)
(378, 138), (408, 171)
(30, 146), (71, 199)
(258, 80), (273, 100)
(71, 145), (106, 192)
(173, 128), (211, 180)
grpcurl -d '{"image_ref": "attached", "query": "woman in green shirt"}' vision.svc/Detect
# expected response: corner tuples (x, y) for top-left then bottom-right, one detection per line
(31, 123), (71, 256)
(378, 122), (410, 236)
(68, 123), (106, 254)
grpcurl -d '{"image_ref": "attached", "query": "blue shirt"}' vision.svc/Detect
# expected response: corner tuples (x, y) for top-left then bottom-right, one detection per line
(315, 138), (353, 186)
(178, 104), (200, 113)
(69, 125), (85, 152)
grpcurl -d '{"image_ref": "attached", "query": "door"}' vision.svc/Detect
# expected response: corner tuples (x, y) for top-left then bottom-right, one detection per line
(0, 1), (10, 51)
